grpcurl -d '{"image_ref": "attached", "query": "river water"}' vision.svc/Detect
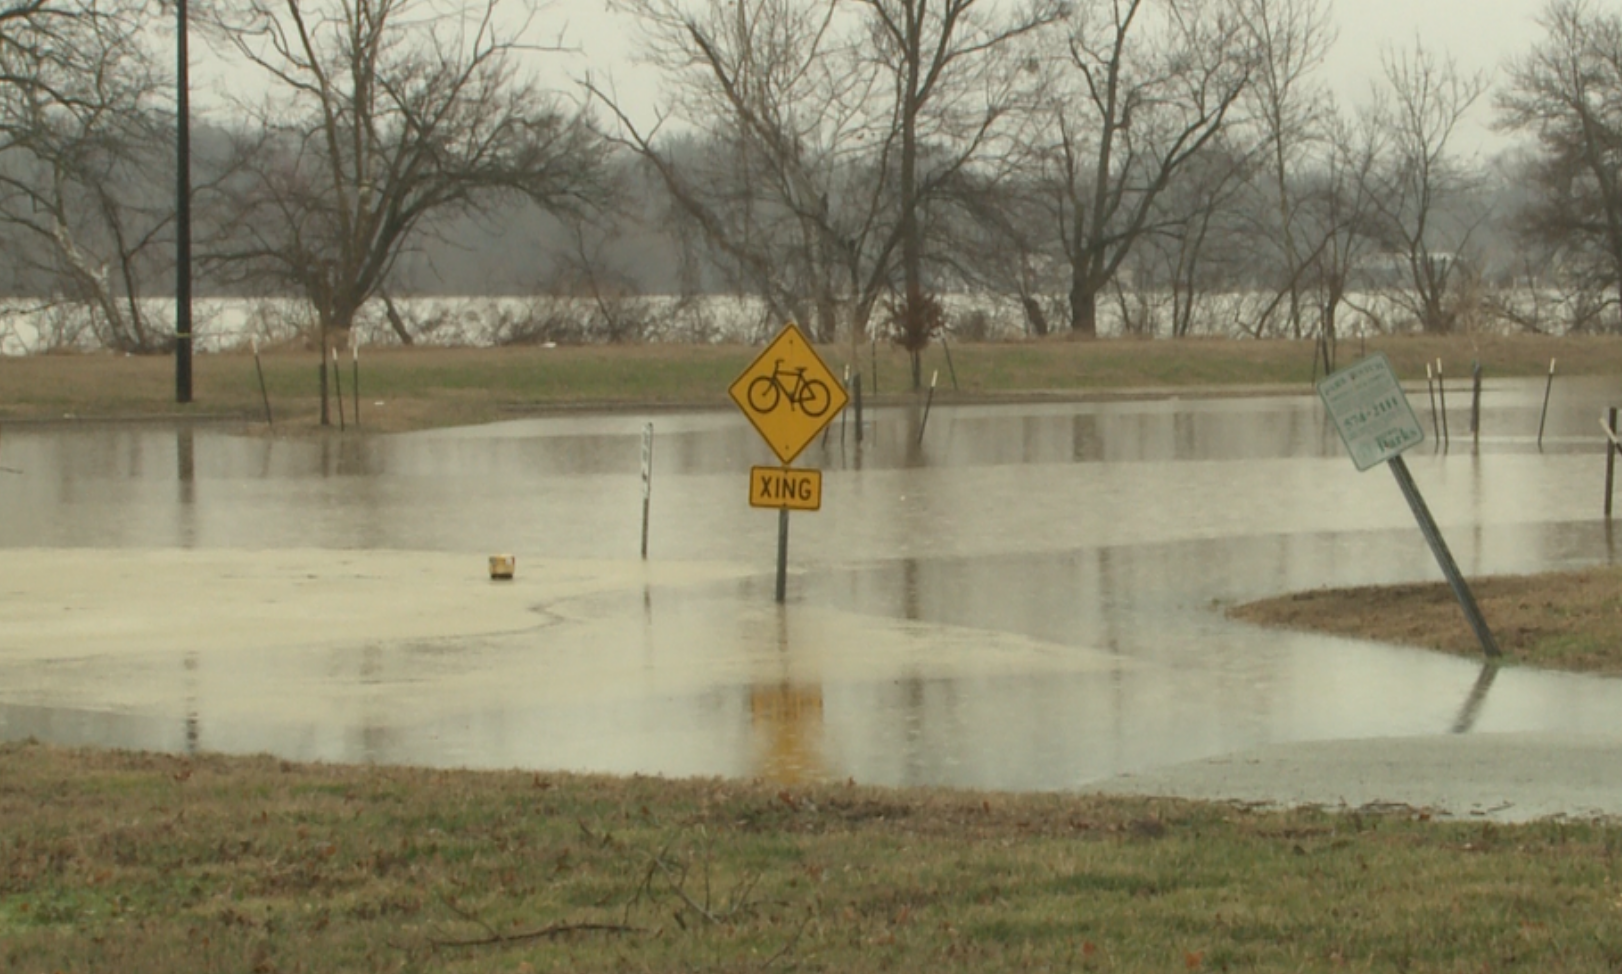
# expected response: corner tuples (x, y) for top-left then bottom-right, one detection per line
(3, 374), (1620, 795)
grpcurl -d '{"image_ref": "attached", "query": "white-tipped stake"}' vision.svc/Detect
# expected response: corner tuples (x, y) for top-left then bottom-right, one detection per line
(1538, 357), (1558, 449)
(252, 335), (273, 426)
(918, 369), (939, 446)
(351, 339), (361, 428)
(332, 347), (346, 431)
(1436, 359), (1448, 443)
(1423, 362), (1439, 442)
(841, 364), (851, 443)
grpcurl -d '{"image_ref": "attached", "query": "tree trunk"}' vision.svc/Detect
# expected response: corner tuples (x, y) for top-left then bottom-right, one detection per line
(815, 290), (837, 344)
(382, 293), (414, 345)
(1319, 311), (1335, 375)
(1020, 295), (1048, 337)
(318, 313), (331, 427)
(1422, 292), (1449, 334)
(1070, 276), (1099, 338)
(899, 51), (923, 390)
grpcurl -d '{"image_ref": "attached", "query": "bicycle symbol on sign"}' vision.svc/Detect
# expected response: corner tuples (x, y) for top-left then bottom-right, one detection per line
(746, 359), (832, 417)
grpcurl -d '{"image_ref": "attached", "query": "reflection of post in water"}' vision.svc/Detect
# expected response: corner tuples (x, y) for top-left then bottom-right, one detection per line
(903, 418), (925, 468)
(1071, 414), (1101, 462)
(642, 584), (655, 667)
(359, 643), (392, 763)
(177, 427), (198, 545)
(1173, 409), (1197, 460)
(901, 557), (921, 622)
(1450, 662), (1500, 734)
(183, 653), (200, 755)
(176, 426), (195, 498)
(1096, 546), (1129, 769)
(318, 433), (372, 478)
(1470, 450), (1485, 576)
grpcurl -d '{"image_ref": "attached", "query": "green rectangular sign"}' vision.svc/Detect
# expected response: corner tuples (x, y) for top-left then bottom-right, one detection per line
(1317, 353), (1425, 471)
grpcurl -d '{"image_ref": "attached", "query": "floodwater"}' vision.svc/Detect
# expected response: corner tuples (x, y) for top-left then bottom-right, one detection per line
(4, 373), (1622, 808)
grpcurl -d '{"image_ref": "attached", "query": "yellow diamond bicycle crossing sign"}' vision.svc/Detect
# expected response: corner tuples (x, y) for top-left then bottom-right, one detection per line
(729, 322), (848, 465)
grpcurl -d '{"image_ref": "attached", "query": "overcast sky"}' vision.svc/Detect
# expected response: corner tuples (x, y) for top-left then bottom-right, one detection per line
(553, 0), (1557, 156)
(197, 0), (1555, 158)
(1323, 0), (1550, 154)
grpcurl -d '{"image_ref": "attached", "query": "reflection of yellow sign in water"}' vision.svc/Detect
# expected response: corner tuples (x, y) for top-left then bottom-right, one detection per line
(749, 466), (822, 511)
(729, 323), (848, 465)
(751, 682), (825, 784)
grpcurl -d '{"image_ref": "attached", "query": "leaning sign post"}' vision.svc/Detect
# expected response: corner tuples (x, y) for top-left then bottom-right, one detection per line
(1317, 354), (1500, 659)
(729, 323), (849, 603)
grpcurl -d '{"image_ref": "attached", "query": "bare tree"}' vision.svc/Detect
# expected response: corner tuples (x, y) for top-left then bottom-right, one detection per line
(0, 0), (174, 352)
(1499, 0), (1622, 328)
(1297, 102), (1384, 368)
(1148, 136), (1257, 337)
(1364, 41), (1487, 334)
(602, 0), (1059, 387)
(208, 0), (608, 423)
(939, 169), (1061, 336)
(1235, 0), (1334, 339)
(1042, 0), (1256, 337)
(589, 0), (887, 346)
(858, 0), (1061, 385)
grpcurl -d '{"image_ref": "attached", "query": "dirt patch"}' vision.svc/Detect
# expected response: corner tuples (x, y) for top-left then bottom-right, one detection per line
(1229, 566), (1622, 673)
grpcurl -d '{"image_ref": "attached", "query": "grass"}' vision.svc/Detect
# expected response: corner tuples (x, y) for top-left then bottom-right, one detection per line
(1229, 566), (1622, 674)
(1, 332), (1616, 434)
(6, 739), (1622, 974)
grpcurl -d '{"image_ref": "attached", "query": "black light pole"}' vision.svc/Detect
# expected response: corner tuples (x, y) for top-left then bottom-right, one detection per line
(175, 0), (193, 403)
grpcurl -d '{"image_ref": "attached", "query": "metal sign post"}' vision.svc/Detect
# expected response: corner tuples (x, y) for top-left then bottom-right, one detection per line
(1318, 354), (1500, 659)
(1537, 358), (1556, 450)
(1387, 454), (1500, 658)
(640, 422), (653, 559)
(776, 509), (790, 602)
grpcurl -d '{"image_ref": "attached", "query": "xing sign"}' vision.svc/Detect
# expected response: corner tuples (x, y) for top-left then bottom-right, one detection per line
(729, 323), (848, 465)
(1317, 353), (1425, 471)
(749, 466), (822, 511)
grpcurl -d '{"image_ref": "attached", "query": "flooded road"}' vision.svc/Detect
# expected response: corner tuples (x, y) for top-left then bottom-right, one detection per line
(4, 374), (1622, 816)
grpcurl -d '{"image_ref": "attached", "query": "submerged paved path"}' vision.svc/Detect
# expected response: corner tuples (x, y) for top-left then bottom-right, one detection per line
(1099, 732), (1622, 822)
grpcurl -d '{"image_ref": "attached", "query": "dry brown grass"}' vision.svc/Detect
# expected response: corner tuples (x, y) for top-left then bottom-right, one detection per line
(0, 333), (1615, 434)
(1230, 566), (1622, 672)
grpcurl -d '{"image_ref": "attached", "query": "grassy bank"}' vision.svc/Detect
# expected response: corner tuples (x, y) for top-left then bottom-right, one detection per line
(1, 333), (1615, 433)
(6, 740), (1622, 974)
(1230, 566), (1622, 674)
